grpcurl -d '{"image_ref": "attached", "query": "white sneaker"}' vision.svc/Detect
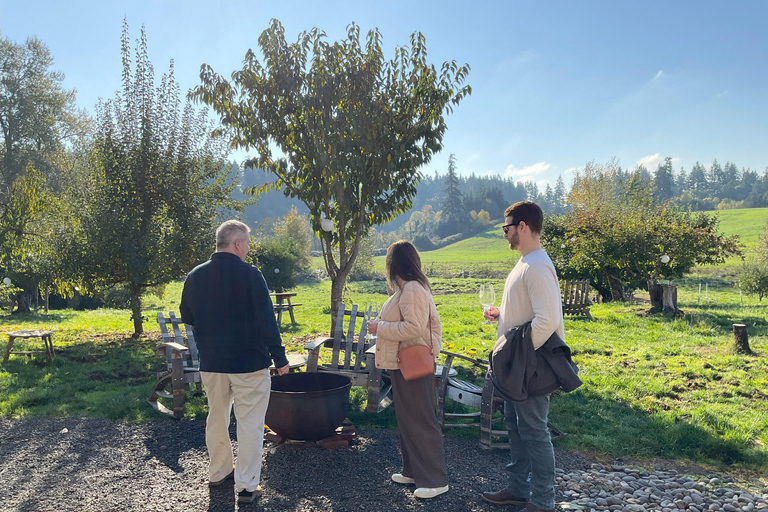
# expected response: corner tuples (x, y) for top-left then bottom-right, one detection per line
(414, 485), (449, 499)
(391, 473), (415, 484)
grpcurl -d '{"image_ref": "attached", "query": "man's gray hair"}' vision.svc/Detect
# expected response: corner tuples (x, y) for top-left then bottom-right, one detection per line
(216, 220), (250, 249)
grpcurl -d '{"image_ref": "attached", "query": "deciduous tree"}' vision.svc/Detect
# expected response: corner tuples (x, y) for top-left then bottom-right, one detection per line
(544, 161), (742, 301)
(192, 20), (471, 315)
(0, 37), (88, 187)
(82, 22), (240, 335)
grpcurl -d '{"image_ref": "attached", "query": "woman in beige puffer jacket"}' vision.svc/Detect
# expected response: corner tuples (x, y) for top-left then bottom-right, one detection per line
(367, 240), (448, 499)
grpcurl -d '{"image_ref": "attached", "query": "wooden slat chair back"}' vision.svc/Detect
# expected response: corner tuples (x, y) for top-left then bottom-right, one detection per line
(306, 303), (392, 413)
(561, 279), (593, 320)
(148, 312), (202, 418)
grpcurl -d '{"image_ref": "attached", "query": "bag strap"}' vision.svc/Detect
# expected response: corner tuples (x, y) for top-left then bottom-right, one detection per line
(399, 304), (435, 355)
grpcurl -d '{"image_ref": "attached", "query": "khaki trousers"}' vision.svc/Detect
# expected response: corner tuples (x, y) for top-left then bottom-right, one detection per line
(201, 369), (271, 492)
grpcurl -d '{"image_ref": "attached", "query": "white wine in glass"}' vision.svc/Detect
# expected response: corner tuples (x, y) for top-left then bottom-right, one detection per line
(364, 302), (379, 340)
(479, 284), (496, 325)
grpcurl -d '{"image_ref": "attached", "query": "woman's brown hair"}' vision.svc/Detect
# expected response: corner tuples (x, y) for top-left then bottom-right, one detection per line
(385, 240), (431, 292)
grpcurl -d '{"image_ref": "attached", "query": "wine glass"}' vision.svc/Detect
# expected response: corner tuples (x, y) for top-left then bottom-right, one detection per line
(364, 302), (379, 340)
(479, 284), (496, 324)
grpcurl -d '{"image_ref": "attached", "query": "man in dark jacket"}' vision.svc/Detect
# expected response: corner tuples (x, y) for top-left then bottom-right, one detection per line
(481, 202), (564, 512)
(181, 220), (289, 504)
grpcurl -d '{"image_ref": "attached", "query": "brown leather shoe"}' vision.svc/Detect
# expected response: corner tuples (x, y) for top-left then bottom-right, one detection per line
(523, 503), (555, 512)
(481, 489), (529, 505)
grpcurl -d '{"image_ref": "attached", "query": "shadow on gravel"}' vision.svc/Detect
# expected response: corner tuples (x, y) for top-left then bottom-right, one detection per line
(142, 419), (208, 473)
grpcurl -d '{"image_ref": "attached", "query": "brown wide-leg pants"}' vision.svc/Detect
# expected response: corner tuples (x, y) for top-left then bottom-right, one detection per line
(391, 369), (449, 488)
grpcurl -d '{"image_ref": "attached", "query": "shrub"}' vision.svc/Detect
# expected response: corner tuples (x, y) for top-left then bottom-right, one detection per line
(350, 235), (379, 281)
(252, 237), (307, 292)
(739, 262), (768, 301)
(412, 233), (436, 251)
(251, 207), (312, 292)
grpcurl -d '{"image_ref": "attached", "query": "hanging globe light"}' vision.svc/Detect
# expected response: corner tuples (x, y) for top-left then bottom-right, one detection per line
(660, 254), (670, 264)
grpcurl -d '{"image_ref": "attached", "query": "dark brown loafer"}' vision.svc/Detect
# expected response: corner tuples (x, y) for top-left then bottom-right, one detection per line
(481, 489), (529, 505)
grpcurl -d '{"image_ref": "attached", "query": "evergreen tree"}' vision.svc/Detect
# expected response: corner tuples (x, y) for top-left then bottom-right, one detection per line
(709, 159), (724, 188)
(553, 175), (568, 214)
(722, 161), (740, 200)
(688, 162), (709, 195)
(524, 181), (540, 202)
(676, 167), (688, 195)
(438, 154), (466, 236)
(654, 157), (676, 203)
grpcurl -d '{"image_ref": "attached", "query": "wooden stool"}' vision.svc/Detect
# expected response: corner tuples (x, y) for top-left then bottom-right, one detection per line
(3, 330), (55, 363)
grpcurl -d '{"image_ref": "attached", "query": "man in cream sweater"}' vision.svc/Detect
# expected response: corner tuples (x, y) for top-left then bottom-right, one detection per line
(481, 201), (564, 512)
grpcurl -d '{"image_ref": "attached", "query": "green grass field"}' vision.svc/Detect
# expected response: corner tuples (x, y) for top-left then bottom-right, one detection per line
(1, 209), (768, 473)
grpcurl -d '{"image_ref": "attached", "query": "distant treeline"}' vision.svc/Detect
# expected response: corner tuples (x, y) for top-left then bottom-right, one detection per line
(233, 157), (768, 234)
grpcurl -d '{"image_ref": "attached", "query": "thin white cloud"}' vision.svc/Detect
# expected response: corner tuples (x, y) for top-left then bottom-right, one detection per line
(637, 154), (682, 170)
(653, 70), (664, 81)
(505, 161), (550, 178)
(714, 90), (729, 99)
(638, 153), (664, 169)
(564, 167), (580, 174)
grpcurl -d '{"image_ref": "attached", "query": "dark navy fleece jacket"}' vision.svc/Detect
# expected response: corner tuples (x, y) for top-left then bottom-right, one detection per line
(180, 252), (288, 373)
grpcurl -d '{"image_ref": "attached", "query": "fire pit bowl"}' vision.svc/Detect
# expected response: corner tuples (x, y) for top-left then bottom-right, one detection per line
(265, 372), (352, 441)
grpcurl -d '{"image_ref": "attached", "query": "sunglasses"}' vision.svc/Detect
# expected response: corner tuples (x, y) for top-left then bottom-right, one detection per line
(503, 221), (521, 234)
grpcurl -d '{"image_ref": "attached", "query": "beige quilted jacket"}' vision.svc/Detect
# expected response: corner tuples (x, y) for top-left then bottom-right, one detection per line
(374, 279), (442, 370)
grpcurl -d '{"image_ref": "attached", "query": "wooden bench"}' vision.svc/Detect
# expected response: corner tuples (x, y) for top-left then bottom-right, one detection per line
(305, 303), (392, 413)
(3, 330), (55, 363)
(148, 312), (201, 418)
(561, 279), (593, 320)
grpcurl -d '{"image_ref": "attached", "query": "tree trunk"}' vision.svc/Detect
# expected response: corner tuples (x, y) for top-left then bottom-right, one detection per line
(44, 287), (49, 314)
(608, 275), (624, 302)
(130, 283), (144, 337)
(330, 274), (347, 332)
(732, 324), (753, 355)
(12, 292), (32, 314)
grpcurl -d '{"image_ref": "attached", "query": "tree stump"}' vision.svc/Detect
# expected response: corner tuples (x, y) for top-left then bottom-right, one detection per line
(648, 281), (663, 310)
(648, 282), (681, 314)
(661, 285), (679, 314)
(732, 324), (753, 355)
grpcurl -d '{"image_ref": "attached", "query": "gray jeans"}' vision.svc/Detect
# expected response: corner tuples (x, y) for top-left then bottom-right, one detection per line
(504, 394), (555, 510)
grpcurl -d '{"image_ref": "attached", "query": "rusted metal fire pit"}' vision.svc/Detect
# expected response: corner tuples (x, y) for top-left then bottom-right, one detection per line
(265, 372), (351, 441)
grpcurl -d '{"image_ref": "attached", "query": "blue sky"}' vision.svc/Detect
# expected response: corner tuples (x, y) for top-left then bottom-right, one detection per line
(3, 0), (767, 186)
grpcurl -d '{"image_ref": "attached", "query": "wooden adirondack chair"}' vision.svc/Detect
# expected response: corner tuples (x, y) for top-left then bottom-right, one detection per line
(148, 312), (201, 418)
(561, 279), (593, 320)
(305, 304), (392, 413)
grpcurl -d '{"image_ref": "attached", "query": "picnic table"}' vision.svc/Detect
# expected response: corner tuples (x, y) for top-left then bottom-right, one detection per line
(271, 292), (302, 325)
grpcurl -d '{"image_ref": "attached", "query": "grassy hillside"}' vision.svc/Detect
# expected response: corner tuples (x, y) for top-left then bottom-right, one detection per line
(710, 207), (767, 251)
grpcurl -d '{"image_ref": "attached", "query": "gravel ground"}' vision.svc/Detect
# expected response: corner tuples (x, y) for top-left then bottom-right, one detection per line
(0, 416), (591, 512)
(1, 417), (764, 512)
